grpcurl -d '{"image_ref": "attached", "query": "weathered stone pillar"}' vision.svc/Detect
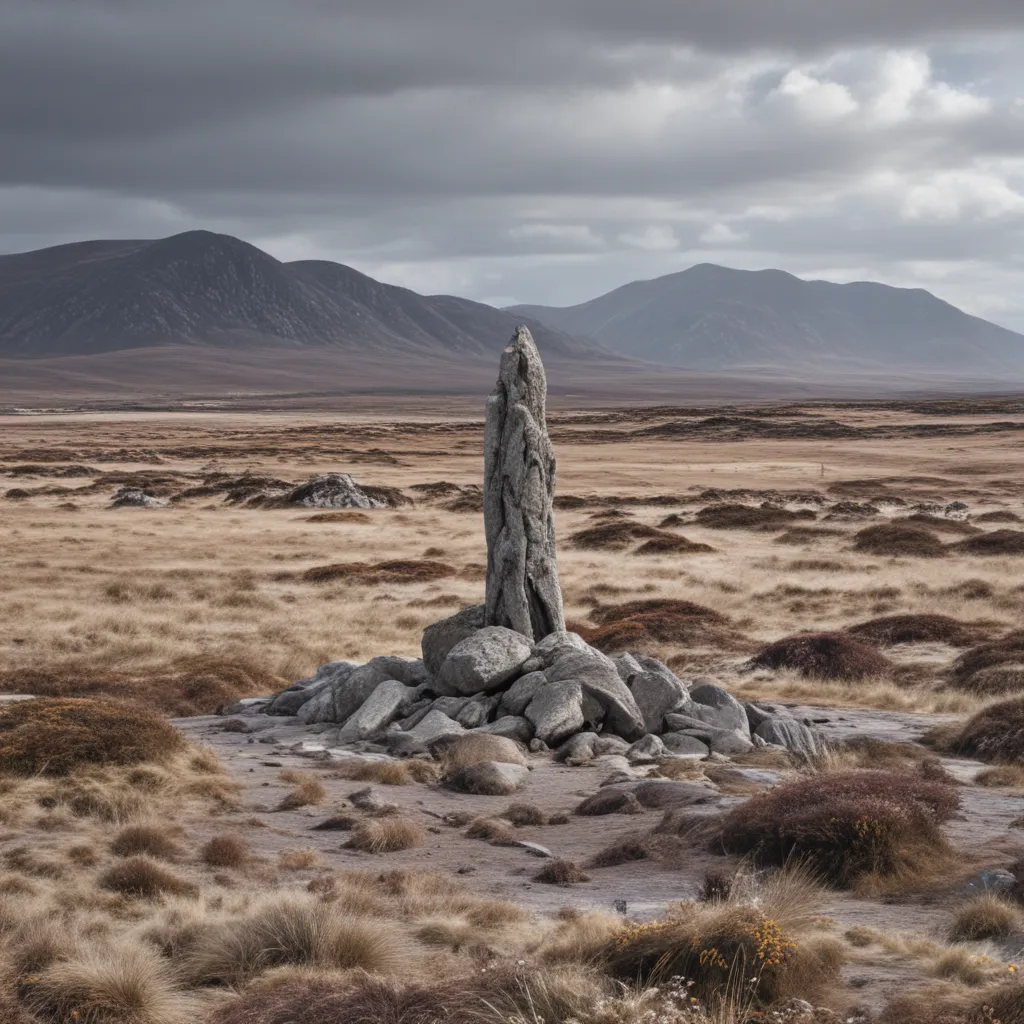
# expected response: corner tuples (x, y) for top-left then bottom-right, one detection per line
(484, 325), (565, 640)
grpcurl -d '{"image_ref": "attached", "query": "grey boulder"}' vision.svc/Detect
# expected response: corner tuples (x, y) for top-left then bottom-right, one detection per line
(456, 695), (499, 729)
(662, 733), (711, 758)
(554, 731), (599, 764)
(686, 684), (750, 735)
(630, 671), (689, 734)
(525, 679), (585, 746)
(627, 734), (667, 764)
(435, 626), (532, 696)
(406, 710), (465, 744)
(338, 680), (419, 741)
(474, 716), (535, 744)
(300, 655), (428, 725)
(755, 717), (822, 758)
(421, 605), (485, 677)
(499, 671), (547, 716)
(543, 641), (646, 741)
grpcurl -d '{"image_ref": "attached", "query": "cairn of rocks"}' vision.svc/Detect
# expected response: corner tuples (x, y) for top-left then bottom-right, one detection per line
(260, 326), (819, 769)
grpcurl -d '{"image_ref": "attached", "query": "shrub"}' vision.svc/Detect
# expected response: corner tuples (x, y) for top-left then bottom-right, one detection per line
(100, 857), (199, 899)
(952, 529), (1024, 555)
(950, 895), (1022, 941)
(465, 817), (517, 845)
(347, 817), (425, 853)
(201, 834), (251, 868)
(949, 633), (1024, 695)
(749, 632), (892, 681)
(846, 614), (992, 648)
(695, 504), (814, 531)
(945, 698), (1024, 763)
(577, 599), (742, 654)
(303, 560), (455, 584)
(0, 697), (184, 775)
(534, 860), (590, 886)
(853, 522), (946, 557)
(718, 768), (960, 888)
(0, 654), (281, 716)
(107, 826), (178, 863)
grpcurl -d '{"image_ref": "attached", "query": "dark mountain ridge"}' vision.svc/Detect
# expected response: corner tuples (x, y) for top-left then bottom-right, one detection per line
(508, 263), (1024, 376)
(0, 230), (595, 360)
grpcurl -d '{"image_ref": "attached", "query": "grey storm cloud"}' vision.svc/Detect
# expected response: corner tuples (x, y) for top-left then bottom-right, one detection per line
(3, 0), (1024, 328)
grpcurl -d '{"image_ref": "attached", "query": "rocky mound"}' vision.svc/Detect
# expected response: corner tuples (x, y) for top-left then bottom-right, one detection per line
(749, 632), (892, 681)
(110, 487), (168, 508)
(260, 609), (819, 762)
(853, 523), (946, 557)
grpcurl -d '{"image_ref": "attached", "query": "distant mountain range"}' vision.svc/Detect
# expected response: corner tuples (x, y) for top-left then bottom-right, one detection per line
(509, 263), (1024, 376)
(0, 230), (595, 360)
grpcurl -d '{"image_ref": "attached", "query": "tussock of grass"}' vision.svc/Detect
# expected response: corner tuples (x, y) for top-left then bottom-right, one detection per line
(0, 697), (184, 775)
(718, 766), (960, 890)
(110, 823), (183, 861)
(534, 860), (590, 886)
(201, 834), (251, 868)
(333, 759), (439, 785)
(278, 849), (324, 871)
(181, 894), (412, 985)
(950, 895), (1022, 941)
(465, 817), (517, 845)
(948, 632), (1024, 695)
(100, 856), (199, 899)
(587, 835), (651, 869)
(25, 943), (194, 1024)
(440, 734), (526, 774)
(347, 817), (425, 853)
(303, 560), (456, 584)
(276, 770), (327, 810)
(501, 803), (549, 826)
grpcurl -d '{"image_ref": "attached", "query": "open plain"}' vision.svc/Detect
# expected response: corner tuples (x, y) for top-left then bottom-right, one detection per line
(5, 397), (1024, 1022)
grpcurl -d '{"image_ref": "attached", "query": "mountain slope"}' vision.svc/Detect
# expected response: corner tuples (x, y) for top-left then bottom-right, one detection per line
(509, 263), (1024, 375)
(0, 230), (596, 360)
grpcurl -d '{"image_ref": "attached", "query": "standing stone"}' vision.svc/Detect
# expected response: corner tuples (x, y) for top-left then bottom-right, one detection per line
(484, 326), (565, 641)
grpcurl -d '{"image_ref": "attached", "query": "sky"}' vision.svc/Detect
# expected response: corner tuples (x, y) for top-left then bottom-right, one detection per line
(3, 1), (1024, 327)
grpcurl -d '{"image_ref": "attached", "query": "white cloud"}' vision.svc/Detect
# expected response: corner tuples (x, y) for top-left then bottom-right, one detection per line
(618, 225), (679, 251)
(699, 222), (749, 244)
(772, 69), (858, 120)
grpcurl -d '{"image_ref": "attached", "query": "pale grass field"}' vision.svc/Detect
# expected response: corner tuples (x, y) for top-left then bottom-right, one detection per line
(2, 404), (1024, 713)
(4, 403), (1024, 1021)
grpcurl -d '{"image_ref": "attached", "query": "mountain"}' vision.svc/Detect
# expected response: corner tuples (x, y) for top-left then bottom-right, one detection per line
(508, 263), (1024, 375)
(0, 230), (596, 360)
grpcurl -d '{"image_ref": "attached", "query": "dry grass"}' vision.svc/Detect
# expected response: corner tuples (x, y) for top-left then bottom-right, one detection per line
(845, 613), (994, 648)
(332, 759), (439, 785)
(501, 802), (549, 826)
(278, 848), (324, 870)
(0, 697), (184, 775)
(201, 834), (251, 868)
(276, 770), (328, 810)
(100, 856), (199, 899)
(110, 823), (183, 860)
(439, 734), (527, 774)
(347, 817), (426, 853)
(949, 895), (1022, 941)
(303, 559), (457, 584)
(464, 817), (517, 845)
(534, 859), (590, 885)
